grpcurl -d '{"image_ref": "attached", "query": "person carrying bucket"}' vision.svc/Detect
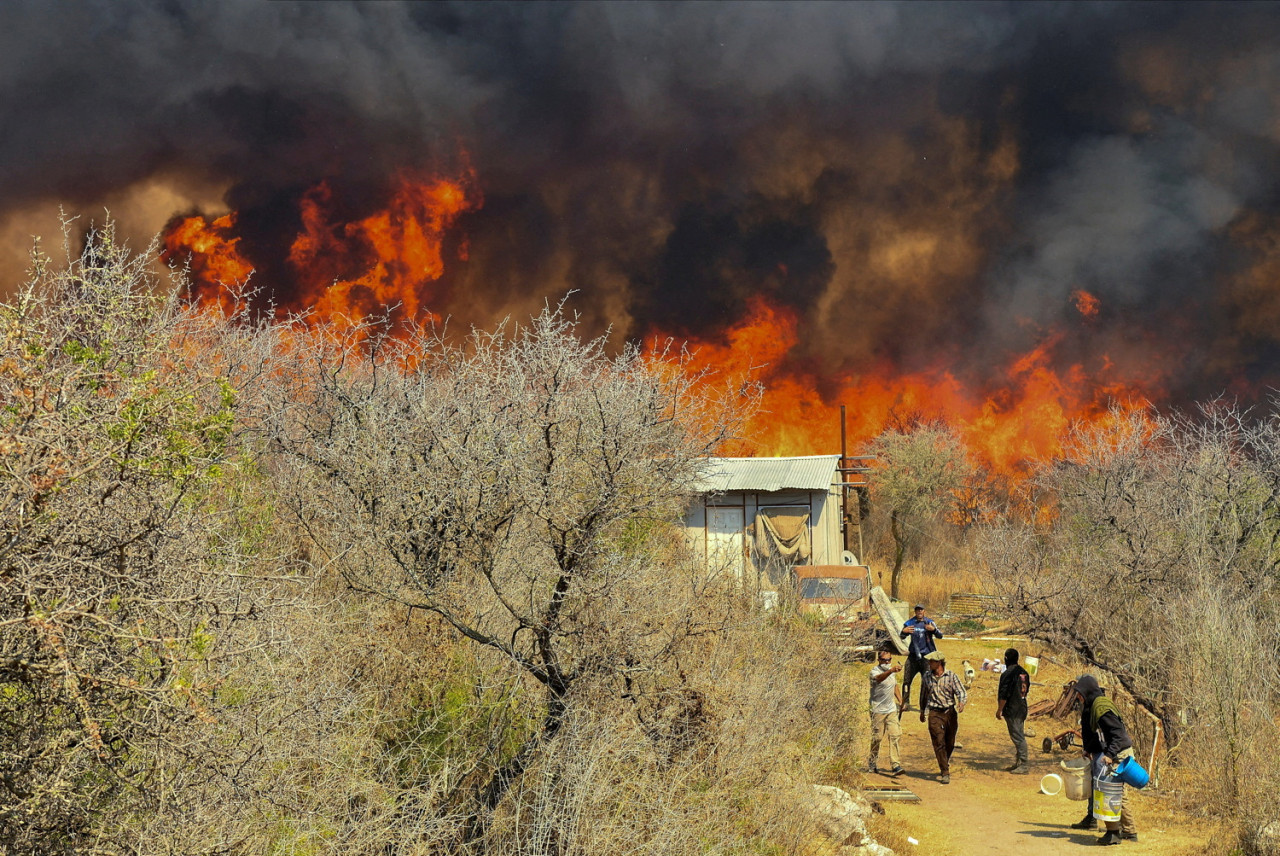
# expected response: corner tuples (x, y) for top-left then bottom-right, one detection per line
(1068, 674), (1138, 845)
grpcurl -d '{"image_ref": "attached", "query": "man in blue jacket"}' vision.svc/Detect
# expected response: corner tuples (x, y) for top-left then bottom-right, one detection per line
(900, 604), (942, 710)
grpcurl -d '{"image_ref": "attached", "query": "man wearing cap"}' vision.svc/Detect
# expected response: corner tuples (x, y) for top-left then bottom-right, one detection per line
(900, 604), (943, 710)
(919, 650), (966, 784)
(867, 647), (904, 776)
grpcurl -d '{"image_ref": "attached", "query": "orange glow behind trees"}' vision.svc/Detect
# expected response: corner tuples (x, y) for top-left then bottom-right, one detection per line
(661, 296), (1157, 477)
(166, 172), (1156, 477)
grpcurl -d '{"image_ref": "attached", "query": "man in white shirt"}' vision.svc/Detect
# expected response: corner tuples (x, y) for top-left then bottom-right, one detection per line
(868, 647), (904, 775)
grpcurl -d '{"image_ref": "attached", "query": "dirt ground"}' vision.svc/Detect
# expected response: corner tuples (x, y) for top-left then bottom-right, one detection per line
(853, 636), (1216, 855)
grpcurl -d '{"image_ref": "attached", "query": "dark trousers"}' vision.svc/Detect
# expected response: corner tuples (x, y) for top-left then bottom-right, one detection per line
(902, 655), (927, 708)
(927, 706), (958, 775)
(1005, 714), (1028, 764)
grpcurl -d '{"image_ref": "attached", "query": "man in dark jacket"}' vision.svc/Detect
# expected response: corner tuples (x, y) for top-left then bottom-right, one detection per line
(900, 604), (942, 710)
(995, 648), (1030, 773)
(1069, 674), (1138, 845)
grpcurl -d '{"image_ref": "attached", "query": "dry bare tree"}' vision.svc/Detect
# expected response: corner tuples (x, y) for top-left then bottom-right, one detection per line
(265, 304), (754, 846)
(978, 403), (1280, 835)
(866, 423), (972, 598)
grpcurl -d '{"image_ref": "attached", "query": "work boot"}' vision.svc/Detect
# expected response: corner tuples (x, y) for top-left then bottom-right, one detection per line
(1071, 815), (1098, 830)
(1120, 832), (1138, 842)
(1011, 764), (1029, 774)
(1097, 831), (1121, 845)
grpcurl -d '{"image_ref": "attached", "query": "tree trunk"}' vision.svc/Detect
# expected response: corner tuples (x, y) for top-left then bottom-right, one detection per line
(461, 679), (569, 847)
(890, 508), (907, 599)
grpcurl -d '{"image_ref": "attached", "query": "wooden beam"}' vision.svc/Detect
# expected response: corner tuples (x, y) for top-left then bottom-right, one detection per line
(870, 586), (911, 655)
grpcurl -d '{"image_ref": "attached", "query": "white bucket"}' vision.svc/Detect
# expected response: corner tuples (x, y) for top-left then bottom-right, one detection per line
(1061, 757), (1089, 801)
(1040, 773), (1064, 796)
(1092, 776), (1124, 822)
(1023, 656), (1039, 676)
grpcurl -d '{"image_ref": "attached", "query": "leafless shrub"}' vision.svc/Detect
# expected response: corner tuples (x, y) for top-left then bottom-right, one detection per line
(0, 222), (293, 853)
(2, 223), (861, 854)
(474, 606), (855, 856)
(264, 303), (764, 844)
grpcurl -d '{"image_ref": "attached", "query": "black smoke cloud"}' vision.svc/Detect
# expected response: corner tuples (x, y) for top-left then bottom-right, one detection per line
(5, 1), (1280, 404)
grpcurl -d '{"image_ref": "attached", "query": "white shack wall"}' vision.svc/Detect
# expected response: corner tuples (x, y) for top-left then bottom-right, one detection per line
(683, 502), (707, 560)
(682, 483), (845, 573)
(812, 486), (838, 565)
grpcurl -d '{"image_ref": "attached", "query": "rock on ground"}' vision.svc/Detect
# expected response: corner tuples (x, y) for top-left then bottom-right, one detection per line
(808, 784), (895, 854)
(840, 845), (896, 856)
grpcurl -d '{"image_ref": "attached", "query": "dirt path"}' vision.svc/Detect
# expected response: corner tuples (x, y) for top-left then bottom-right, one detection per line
(858, 637), (1209, 856)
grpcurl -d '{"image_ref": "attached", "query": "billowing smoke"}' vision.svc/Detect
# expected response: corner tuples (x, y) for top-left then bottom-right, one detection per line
(6, 1), (1280, 426)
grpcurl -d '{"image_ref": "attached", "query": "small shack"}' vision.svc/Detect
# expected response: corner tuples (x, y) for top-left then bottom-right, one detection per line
(682, 455), (847, 593)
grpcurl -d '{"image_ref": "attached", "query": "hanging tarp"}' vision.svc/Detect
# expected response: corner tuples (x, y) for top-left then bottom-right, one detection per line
(755, 506), (811, 580)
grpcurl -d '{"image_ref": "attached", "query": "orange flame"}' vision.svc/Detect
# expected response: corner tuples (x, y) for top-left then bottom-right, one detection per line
(165, 169), (480, 327)
(668, 296), (1160, 477)
(290, 175), (479, 325)
(163, 214), (255, 314)
(166, 171), (1158, 477)
(1072, 289), (1101, 318)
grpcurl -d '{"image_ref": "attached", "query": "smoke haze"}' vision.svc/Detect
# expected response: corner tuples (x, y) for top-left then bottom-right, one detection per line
(6, 0), (1280, 422)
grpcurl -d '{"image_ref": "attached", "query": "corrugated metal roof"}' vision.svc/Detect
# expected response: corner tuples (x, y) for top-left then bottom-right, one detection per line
(694, 455), (840, 494)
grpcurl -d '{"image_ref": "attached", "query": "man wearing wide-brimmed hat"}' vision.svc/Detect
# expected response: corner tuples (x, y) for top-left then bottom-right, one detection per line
(919, 650), (966, 784)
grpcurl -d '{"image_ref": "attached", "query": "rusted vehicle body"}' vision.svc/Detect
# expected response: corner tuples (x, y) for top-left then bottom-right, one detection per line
(794, 564), (873, 621)
(793, 564), (893, 658)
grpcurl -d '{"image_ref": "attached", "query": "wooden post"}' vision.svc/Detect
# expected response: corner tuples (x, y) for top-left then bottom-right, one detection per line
(841, 405), (852, 557)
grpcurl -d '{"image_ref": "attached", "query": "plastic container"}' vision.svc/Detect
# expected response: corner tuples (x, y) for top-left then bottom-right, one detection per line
(1113, 755), (1150, 789)
(1040, 772), (1064, 796)
(1061, 757), (1090, 801)
(1092, 775), (1124, 822)
(1023, 656), (1040, 676)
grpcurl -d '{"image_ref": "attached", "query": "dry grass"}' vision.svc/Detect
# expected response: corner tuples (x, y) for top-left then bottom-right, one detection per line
(150, 568), (865, 856)
(868, 559), (985, 614)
